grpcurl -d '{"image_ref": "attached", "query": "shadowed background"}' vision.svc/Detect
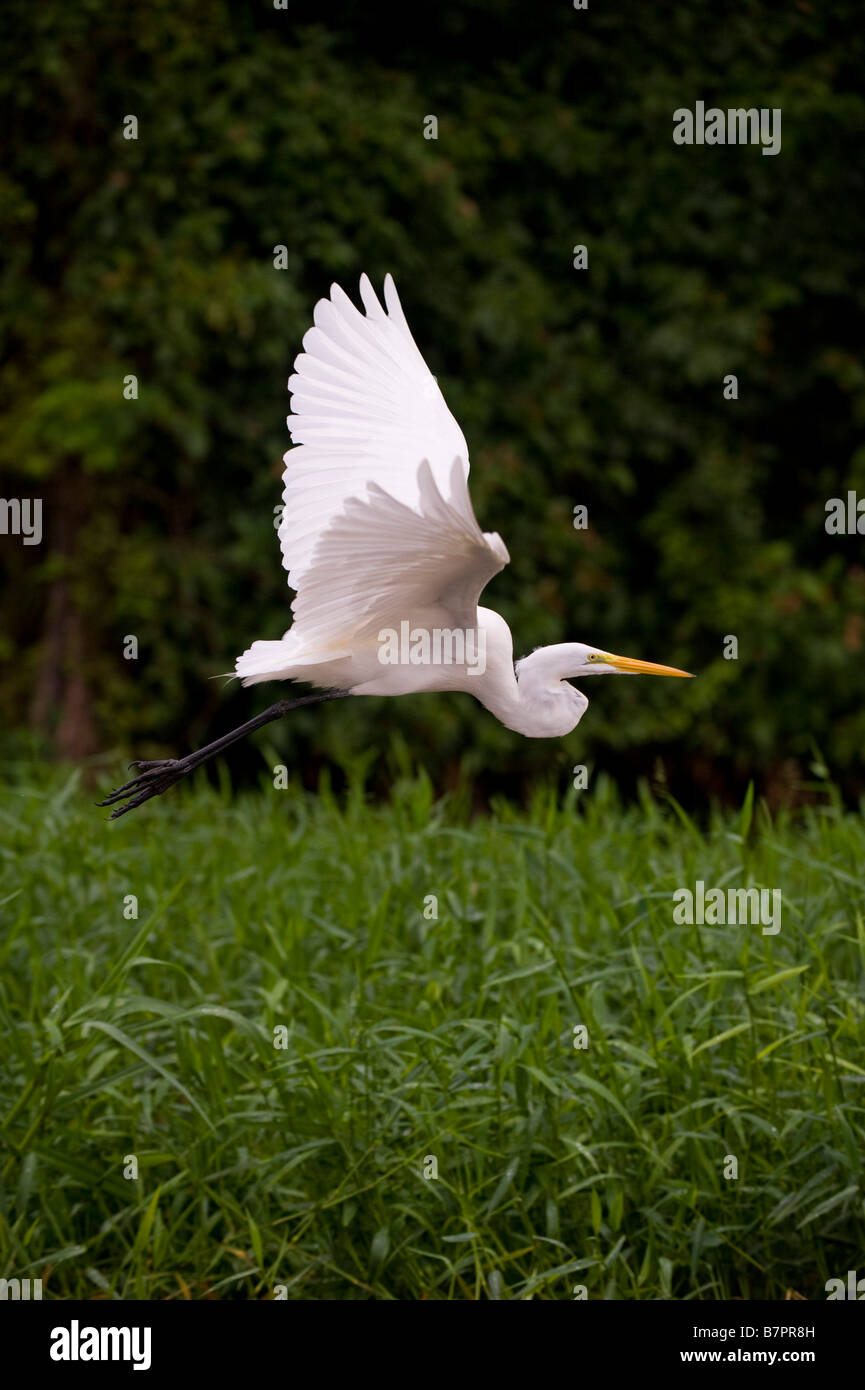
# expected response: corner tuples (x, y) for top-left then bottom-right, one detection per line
(2, 0), (863, 807)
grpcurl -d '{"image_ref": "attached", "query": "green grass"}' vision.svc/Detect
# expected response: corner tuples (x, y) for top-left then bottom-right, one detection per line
(1, 759), (864, 1300)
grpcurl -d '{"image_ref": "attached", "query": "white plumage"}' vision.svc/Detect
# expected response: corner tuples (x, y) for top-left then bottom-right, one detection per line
(236, 273), (510, 698)
(280, 274), (470, 588)
(234, 273), (692, 734)
(100, 274), (692, 819)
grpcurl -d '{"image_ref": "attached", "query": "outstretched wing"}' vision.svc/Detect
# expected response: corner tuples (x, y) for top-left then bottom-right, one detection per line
(280, 273), (472, 593)
(291, 458), (509, 651)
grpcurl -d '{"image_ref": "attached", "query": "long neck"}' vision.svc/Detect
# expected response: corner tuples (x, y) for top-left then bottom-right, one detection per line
(477, 648), (588, 738)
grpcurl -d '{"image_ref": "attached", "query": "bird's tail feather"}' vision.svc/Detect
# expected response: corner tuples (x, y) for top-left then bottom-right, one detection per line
(234, 638), (351, 686)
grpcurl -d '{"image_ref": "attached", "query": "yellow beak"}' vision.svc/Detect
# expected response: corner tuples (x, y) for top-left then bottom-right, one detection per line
(600, 652), (694, 677)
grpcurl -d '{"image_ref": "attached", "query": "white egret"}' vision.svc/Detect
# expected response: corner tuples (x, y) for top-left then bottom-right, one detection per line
(101, 274), (692, 818)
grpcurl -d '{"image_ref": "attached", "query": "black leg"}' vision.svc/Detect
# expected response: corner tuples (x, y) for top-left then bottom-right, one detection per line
(98, 690), (350, 819)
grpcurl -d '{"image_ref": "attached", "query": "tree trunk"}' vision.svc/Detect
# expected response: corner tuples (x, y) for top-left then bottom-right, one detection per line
(29, 467), (99, 759)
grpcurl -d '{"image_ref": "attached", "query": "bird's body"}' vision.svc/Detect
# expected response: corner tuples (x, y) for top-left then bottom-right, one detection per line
(101, 274), (691, 817)
(239, 602), (586, 738)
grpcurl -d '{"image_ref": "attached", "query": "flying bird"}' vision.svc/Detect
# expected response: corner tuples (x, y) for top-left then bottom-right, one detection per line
(101, 274), (692, 818)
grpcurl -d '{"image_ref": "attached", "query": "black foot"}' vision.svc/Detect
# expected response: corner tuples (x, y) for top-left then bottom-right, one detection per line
(97, 758), (191, 819)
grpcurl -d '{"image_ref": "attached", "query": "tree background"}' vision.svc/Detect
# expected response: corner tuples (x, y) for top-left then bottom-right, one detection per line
(1, 0), (863, 807)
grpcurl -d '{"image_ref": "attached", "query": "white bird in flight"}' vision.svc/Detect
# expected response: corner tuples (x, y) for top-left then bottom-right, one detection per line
(101, 274), (692, 818)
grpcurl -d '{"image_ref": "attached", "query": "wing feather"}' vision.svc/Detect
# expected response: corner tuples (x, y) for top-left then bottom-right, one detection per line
(279, 274), (470, 591)
(290, 459), (508, 650)
(239, 275), (510, 675)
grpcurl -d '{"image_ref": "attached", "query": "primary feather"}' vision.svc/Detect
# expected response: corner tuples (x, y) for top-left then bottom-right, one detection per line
(236, 274), (508, 687)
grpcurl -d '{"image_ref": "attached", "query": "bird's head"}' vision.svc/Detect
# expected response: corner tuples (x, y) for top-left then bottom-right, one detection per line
(516, 642), (693, 685)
